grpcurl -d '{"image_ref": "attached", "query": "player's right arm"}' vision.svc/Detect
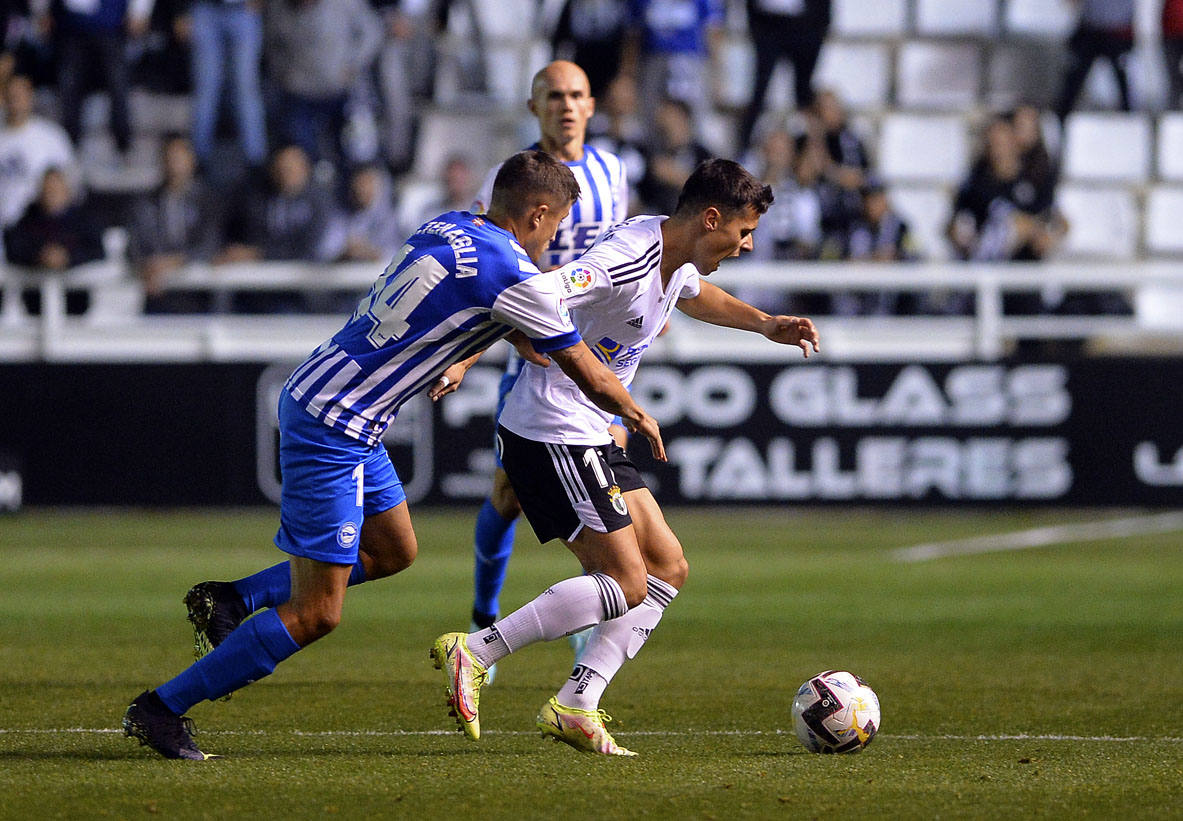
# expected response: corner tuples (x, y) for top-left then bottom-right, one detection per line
(548, 341), (665, 462)
(492, 256), (665, 461)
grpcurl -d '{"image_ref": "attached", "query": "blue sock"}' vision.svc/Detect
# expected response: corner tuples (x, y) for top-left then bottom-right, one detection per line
(233, 557), (368, 612)
(473, 499), (517, 624)
(156, 608), (300, 715)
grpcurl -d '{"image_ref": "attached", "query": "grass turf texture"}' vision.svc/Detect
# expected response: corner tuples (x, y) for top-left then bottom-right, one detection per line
(0, 508), (1180, 819)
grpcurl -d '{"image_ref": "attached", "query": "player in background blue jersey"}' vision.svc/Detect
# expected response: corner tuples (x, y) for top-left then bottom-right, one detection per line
(466, 62), (630, 678)
(121, 150), (666, 761)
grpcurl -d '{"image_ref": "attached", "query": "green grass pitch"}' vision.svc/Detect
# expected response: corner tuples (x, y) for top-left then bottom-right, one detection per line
(1, 508), (1180, 819)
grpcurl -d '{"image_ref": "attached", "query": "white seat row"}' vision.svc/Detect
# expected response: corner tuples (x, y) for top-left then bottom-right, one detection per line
(883, 182), (1183, 260)
(831, 0), (1083, 38)
(877, 112), (1183, 185)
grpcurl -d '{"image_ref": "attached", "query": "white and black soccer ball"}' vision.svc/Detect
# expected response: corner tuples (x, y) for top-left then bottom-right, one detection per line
(791, 670), (880, 754)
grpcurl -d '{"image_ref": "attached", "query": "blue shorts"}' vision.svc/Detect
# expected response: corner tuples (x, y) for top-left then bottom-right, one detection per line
(274, 391), (407, 564)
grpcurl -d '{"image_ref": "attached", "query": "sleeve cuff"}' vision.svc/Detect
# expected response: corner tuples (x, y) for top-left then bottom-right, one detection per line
(530, 329), (582, 354)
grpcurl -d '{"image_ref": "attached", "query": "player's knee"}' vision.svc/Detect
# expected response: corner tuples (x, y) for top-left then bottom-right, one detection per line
(618, 569), (648, 609)
(292, 605), (341, 643)
(663, 554), (689, 590)
(368, 537), (417, 578)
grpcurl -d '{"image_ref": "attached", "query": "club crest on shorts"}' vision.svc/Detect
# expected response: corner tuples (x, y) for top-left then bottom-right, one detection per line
(608, 485), (627, 516)
(337, 521), (359, 548)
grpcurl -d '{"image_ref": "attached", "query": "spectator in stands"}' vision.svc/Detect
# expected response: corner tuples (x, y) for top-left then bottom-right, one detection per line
(0, 74), (80, 233)
(178, 0), (268, 176)
(1054, 0), (1135, 121)
(845, 180), (912, 264)
(813, 89), (868, 194)
(617, 0), (724, 125)
(1009, 103), (1057, 207)
(949, 117), (1065, 264)
(218, 144), (334, 263)
(748, 128), (837, 264)
(429, 0), (489, 98)
(731, 122), (800, 314)
(1164, 0), (1183, 110)
(738, 0), (830, 154)
(837, 178), (914, 316)
(809, 87), (868, 243)
(217, 143), (335, 312)
(547, 0), (629, 99)
(587, 74), (646, 214)
(4, 168), (105, 315)
(402, 151), (478, 231)
(326, 163), (401, 263)
(265, 0), (383, 174)
(947, 116), (1067, 314)
(372, 1), (434, 174)
(637, 97), (712, 215)
(41, 0), (152, 158)
(127, 134), (221, 312)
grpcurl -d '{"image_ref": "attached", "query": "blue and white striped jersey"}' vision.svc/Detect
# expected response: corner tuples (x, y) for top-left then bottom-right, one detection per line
(473, 144), (629, 270)
(285, 211), (581, 446)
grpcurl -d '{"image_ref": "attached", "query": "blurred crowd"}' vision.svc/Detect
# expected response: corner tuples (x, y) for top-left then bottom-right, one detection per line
(1, 0), (1178, 317)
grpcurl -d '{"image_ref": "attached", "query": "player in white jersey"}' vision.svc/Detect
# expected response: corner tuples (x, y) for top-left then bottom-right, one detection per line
(429, 159), (820, 753)
(466, 62), (630, 670)
(121, 151), (665, 761)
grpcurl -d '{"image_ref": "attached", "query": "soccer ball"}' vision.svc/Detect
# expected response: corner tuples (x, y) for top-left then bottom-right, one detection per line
(791, 670), (880, 754)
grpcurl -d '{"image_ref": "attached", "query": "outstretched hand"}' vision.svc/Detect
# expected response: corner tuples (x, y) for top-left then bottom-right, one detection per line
(762, 315), (820, 358)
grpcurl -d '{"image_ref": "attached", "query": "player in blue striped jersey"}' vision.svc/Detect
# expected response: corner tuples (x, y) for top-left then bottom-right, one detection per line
(121, 150), (665, 761)
(466, 62), (630, 668)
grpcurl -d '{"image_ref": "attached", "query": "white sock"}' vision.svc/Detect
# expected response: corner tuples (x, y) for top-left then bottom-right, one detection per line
(557, 574), (677, 710)
(467, 573), (627, 668)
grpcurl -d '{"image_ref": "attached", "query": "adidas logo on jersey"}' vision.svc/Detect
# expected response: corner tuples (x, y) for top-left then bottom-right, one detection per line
(626, 316), (644, 329)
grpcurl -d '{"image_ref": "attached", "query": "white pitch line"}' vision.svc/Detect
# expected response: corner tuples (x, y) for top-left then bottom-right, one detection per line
(2, 728), (1180, 743)
(892, 511), (1183, 563)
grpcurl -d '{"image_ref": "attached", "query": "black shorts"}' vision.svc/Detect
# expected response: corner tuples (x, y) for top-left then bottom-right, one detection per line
(497, 424), (646, 543)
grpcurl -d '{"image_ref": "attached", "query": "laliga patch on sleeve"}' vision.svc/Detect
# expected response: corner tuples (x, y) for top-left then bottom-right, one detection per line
(559, 265), (596, 297)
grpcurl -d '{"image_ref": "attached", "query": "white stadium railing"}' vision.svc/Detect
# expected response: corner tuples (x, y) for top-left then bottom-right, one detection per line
(2, 260), (1182, 363)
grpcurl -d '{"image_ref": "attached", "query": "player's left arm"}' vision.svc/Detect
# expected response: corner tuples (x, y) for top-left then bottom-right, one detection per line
(677, 280), (820, 358)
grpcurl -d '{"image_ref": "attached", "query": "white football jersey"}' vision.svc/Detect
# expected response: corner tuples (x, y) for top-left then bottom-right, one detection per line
(499, 216), (700, 445)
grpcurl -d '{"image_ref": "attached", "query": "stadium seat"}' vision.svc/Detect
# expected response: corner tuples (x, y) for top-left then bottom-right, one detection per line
(474, 0), (533, 39)
(888, 185), (954, 260)
(831, 0), (908, 37)
(896, 42), (982, 110)
(1004, 0), (1076, 38)
(986, 44), (1063, 109)
(1054, 185), (1140, 260)
(412, 109), (515, 181)
(814, 41), (891, 111)
(1143, 186), (1183, 255)
(1156, 113), (1183, 181)
(1061, 113), (1151, 183)
(915, 0), (998, 35)
(878, 114), (970, 184)
(128, 91), (191, 135)
(395, 178), (445, 238)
